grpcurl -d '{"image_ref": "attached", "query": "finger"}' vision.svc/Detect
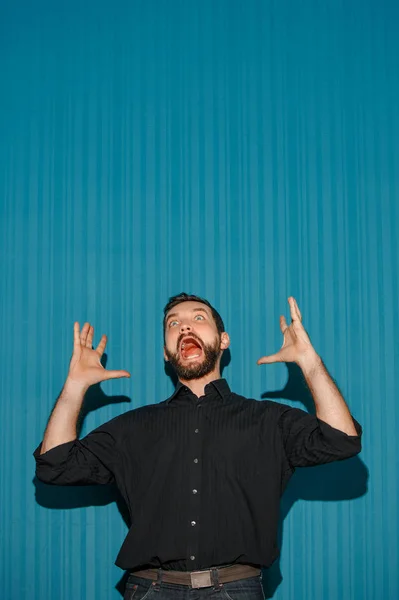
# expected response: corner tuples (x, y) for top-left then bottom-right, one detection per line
(257, 353), (284, 365)
(293, 297), (302, 321)
(73, 322), (81, 348)
(80, 322), (90, 345)
(288, 297), (300, 322)
(86, 325), (94, 348)
(95, 334), (107, 356)
(102, 370), (131, 380)
(280, 315), (288, 334)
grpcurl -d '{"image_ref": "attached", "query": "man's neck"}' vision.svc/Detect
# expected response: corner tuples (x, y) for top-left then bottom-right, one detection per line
(179, 370), (222, 398)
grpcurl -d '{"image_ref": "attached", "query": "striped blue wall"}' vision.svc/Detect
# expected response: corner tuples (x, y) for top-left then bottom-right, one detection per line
(1, 1), (398, 598)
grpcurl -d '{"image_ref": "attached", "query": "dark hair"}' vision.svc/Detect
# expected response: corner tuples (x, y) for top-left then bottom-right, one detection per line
(163, 292), (225, 336)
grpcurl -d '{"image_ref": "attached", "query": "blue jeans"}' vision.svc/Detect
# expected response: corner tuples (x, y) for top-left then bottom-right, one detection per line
(124, 572), (265, 600)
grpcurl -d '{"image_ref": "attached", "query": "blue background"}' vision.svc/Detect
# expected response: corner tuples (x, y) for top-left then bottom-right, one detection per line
(1, 1), (398, 598)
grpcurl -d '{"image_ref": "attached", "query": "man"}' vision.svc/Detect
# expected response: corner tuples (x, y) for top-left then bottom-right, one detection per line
(34, 293), (362, 600)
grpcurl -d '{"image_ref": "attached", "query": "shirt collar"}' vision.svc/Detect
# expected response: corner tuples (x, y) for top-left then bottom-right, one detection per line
(166, 378), (231, 404)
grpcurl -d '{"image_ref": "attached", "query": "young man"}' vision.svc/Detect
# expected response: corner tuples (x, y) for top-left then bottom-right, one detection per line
(34, 293), (362, 600)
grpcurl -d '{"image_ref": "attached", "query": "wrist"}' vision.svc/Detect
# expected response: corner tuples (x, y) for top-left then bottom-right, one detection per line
(297, 350), (322, 378)
(63, 376), (90, 397)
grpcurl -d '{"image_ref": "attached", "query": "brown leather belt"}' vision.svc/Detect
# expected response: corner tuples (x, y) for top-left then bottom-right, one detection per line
(132, 564), (261, 589)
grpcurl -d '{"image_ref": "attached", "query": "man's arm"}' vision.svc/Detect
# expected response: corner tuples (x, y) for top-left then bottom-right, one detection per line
(299, 352), (357, 436)
(40, 378), (88, 453)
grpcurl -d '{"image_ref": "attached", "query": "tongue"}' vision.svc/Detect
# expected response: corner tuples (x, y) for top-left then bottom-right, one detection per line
(182, 342), (201, 359)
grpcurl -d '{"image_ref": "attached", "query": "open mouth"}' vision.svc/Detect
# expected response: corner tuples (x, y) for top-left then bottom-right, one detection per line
(179, 336), (203, 361)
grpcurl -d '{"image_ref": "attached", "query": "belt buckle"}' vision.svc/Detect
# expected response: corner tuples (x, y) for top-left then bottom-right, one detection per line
(190, 569), (212, 589)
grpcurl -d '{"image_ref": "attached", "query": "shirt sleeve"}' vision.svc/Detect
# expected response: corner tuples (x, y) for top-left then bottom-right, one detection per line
(33, 415), (125, 486)
(276, 404), (362, 468)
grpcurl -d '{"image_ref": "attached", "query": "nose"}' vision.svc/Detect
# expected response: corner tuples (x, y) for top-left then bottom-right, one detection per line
(180, 322), (192, 333)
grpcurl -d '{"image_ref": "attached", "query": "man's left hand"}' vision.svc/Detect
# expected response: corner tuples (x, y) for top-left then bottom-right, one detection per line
(257, 297), (318, 368)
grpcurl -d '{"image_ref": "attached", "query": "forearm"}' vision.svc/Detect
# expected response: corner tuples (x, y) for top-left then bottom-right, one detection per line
(40, 378), (89, 454)
(299, 351), (358, 436)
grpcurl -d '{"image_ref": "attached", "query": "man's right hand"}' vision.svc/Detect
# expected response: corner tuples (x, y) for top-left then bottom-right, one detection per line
(67, 322), (131, 389)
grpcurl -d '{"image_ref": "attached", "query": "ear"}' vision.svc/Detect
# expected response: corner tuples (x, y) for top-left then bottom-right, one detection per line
(220, 332), (230, 350)
(163, 347), (169, 361)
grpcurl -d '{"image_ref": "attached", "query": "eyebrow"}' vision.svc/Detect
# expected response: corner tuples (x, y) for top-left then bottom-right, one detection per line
(166, 307), (209, 322)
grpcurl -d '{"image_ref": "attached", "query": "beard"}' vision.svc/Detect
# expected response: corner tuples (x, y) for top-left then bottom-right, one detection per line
(164, 334), (221, 380)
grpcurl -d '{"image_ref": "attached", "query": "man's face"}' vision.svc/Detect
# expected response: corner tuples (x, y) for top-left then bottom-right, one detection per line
(163, 301), (228, 380)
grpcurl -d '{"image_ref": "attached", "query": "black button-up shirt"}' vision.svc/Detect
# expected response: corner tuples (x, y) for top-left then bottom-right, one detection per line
(34, 379), (362, 571)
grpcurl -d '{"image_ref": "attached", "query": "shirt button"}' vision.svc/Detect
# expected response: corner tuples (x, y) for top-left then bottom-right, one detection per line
(194, 428), (199, 433)
(191, 521), (196, 526)
(192, 489), (197, 494)
(194, 458), (198, 463)
(190, 556), (195, 561)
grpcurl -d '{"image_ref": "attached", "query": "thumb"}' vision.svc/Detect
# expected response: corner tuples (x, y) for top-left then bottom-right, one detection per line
(257, 353), (283, 365)
(103, 370), (131, 380)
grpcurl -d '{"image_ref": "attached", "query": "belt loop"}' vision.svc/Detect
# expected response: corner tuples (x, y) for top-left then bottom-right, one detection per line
(157, 568), (163, 585)
(211, 568), (220, 587)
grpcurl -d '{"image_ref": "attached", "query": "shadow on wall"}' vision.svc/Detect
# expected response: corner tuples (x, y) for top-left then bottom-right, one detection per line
(33, 358), (133, 525)
(33, 363), (133, 596)
(33, 358), (368, 598)
(260, 363), (368, 598)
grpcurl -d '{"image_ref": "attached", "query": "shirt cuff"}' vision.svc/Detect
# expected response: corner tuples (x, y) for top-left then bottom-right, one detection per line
(318, 417), (362, 454)
(33, 440), (76, 470)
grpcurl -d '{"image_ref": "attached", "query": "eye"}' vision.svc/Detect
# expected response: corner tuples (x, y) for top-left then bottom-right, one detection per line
(194, 315), (205, 321)
(169, 320), (178, 327)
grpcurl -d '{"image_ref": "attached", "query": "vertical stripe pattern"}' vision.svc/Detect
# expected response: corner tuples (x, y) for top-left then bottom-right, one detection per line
(0, 1), (398, 599)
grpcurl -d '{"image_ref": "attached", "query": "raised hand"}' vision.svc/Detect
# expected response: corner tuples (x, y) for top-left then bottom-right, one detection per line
(257, 297), (317, 367)
(67, 322), (130, 388)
